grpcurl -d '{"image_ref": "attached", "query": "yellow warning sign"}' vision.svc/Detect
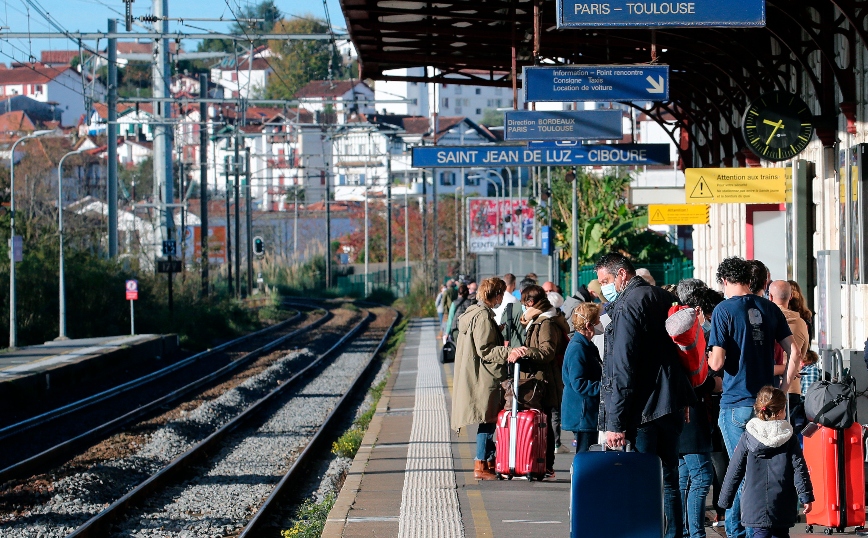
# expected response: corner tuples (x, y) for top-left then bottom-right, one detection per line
(685, 168), (789, 204)
(647, 204), (710, 225)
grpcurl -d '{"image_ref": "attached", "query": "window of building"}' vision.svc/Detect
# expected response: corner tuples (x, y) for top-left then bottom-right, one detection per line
(494, 87), (503, 95)
(455, 106), (462, 114)
(475, 88), (481, 95)
(476, 108), (482, 115)
(442, 97), (449, 108)
(440, 171), (456, 186)
(455, 86), (462, 95)
(338, 174), (346, 185)
(34, 85), (42, 93)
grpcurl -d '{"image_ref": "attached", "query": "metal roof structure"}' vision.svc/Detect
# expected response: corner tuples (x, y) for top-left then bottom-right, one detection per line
(339, 0), (868, 167)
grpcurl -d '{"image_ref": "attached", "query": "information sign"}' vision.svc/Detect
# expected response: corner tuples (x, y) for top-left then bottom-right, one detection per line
(541, 226), (554, 255)
(156, 259), (183, 273)
(524, 65), (669, 102)
(504, 110), (622, 141)
(412, 144), (670, 168)
(11, 235), (22, 263)
(162, 239), (177, 257)
(647, 204), (709, 225)
(685, 168), (789, 204)
(125, 279), (138, 301)
(557, 0), (766, 28)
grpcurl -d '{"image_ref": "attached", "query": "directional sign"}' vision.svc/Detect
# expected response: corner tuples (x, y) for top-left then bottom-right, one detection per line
(125, 279), (139, 301)
(524, 65), (669, 102)
(557, 0), (766, 28)
(505, 110), (622, 141)
(648, 204), (710, 225)
(412, 144), (670, 168)
(685, 168), (789, 204)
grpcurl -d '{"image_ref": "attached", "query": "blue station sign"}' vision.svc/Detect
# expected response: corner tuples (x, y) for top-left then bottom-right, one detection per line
(524, 65), (669, 102)
(504, 110), (622, 141)
(411, 144), (671, 168)
(557, 1), (766, 28)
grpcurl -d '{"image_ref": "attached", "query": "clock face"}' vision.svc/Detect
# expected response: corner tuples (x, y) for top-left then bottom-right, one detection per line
(742, 92), (814, 162)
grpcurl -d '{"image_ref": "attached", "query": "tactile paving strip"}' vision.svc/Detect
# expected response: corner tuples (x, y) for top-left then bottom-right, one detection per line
(397, 320), (465, 538)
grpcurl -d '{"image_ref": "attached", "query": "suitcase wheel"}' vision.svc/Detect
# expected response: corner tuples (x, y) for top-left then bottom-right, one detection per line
(806, 525), (813, 534)
(496, 474), (504, 481)
(855, 526), (865, 533)
(823, 528), (833, 535)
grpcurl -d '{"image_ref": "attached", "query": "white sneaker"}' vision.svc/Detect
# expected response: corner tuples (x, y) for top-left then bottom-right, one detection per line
(712, 521), (725, 528)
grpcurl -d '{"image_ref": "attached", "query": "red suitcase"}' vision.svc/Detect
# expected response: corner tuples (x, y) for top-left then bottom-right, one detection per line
(495, 364), (547, 480)
(803, 422), (866, 534)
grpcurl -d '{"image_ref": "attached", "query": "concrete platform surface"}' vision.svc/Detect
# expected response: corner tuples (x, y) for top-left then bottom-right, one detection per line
(324, 318), (856, 538)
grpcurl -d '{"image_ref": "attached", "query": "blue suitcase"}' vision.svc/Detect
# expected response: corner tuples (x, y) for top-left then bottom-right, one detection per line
(570, 445), (664, 538)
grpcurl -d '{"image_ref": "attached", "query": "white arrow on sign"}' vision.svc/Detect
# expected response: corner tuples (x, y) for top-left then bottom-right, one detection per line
(646, 75), (665, 94)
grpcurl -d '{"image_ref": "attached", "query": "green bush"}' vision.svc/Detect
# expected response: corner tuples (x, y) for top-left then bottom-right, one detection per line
(394, 281), (436, 318)
(281, 494), (336, 538)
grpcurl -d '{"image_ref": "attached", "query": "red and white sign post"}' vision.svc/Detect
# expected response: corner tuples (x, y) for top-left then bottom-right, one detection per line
(126, 280), (138, 335)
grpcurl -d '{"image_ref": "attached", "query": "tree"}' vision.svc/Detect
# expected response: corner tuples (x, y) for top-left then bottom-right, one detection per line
(264, 17), (346, 99)
(198, 0), (282, 53)
(480, 108), (505, 127)
(535, 168), (684, 266)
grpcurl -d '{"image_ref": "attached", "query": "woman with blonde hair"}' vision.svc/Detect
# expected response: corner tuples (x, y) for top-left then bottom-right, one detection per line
(561, 302), (602, 453)
(452, 277), (527, 479)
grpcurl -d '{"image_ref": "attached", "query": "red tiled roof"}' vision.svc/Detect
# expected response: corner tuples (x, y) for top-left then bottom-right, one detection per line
(402, 117), (430, 135)
(40, 50), (79, 65)
(0, 64), (71, 85)
(117, 42), (181, 54)
(0, 110), (35, 133)
(294, 79), (371, 99)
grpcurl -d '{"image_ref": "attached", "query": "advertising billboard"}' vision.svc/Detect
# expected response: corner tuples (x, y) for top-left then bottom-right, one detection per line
(468, 198), (535, 253)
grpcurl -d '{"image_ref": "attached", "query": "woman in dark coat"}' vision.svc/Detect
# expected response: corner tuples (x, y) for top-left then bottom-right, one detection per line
(561, 302), (602, 453)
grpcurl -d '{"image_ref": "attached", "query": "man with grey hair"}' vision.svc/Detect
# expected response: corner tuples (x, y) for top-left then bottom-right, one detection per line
(676, 278), (707, 304)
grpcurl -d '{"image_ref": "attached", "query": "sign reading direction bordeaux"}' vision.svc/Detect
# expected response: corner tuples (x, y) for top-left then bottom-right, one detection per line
(557, 1), (766, 28)
(504, 110), (623, 141)
(411, 144), (671, 167)
(524, 65), (669, 102)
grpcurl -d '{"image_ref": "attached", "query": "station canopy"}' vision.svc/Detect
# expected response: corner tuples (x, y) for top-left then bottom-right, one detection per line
(339, 0), (866, 167)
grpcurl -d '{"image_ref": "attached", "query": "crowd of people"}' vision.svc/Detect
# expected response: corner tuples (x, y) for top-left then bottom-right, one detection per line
(442, 254), (823, 538)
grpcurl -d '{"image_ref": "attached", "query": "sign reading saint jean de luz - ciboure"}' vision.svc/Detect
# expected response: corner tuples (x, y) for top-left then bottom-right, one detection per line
(411, 144), (671, 167)
(524, 65), (669, 102)
(557, 1), (766, 28)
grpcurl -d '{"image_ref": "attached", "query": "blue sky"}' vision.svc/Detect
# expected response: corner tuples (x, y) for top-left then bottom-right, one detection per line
(0, 0), (345, 62)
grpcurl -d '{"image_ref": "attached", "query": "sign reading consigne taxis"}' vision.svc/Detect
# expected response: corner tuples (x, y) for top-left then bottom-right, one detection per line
(648, 204), (710, 225)
(685, 168), (790, 204)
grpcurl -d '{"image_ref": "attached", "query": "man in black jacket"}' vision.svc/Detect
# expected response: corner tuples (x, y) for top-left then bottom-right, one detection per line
(595, 253), (692, 538)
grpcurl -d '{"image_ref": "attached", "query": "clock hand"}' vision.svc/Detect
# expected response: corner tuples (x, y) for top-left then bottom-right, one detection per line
(762, 118), (783, 127)
(765, 119), (784, 146)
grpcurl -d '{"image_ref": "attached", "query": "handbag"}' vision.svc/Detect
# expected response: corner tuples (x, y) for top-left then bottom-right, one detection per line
(804, 349), (857, 429)
(502, 370), (546, 411)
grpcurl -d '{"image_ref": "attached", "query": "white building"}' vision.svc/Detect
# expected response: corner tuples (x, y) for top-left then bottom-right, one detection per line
(0, 64), (105, 127)
(373, 68), (429, 117)
(210, 46), (271, 99)
(294, 80), (375, 125)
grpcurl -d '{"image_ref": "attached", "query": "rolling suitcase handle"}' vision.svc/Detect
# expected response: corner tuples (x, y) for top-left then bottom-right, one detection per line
(509, 362), (520, 472)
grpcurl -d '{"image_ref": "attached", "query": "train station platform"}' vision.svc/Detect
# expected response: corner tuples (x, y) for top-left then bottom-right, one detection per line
(0, 334), (178, 421)
(324, 318), (836, 538)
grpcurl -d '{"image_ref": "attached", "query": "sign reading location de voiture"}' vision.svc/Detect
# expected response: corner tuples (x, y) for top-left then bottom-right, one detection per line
(412, 144), (671, 167)
(685, 168), (789, 204)
(524, 65), (669, 102)
(557, 0), (766, 28)
(504, 110), (622, 141)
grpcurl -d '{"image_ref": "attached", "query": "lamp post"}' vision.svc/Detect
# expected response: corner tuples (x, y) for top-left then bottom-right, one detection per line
(9, 129), (54, 348)
(57, 147), (87, 340)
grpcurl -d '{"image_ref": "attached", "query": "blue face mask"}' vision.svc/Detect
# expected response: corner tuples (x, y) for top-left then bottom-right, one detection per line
(601, 282), (619, 302)
(702, 320), (711, 332)
(521, 305), (528, 313)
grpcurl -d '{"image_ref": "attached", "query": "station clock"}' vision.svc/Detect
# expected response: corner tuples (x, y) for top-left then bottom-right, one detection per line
(742, 91), (814, 162)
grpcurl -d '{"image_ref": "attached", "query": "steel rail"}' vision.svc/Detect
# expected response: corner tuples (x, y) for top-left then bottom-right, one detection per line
(0, 305), (332, 485)
(239, 308), (400, 536)
(66, 310), (375, 538)
(0, 308), (311, 441)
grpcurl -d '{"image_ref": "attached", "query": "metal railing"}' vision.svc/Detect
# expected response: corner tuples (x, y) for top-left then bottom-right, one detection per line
(336, 266), (413, 298)
(559, 259), (694, 292)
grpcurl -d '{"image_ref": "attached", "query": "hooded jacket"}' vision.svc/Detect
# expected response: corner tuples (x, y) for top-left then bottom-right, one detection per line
(450, 302), (510, 430)
(561, 332), (601, 432)
(599, 276), (693, 432)
(719, 418), (814, 528)
(520, 307), (571, 409)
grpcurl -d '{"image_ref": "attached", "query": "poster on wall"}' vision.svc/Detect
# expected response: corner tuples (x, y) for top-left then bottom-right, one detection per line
(467, 198), (535, 253)
(184, 226), (228, 264)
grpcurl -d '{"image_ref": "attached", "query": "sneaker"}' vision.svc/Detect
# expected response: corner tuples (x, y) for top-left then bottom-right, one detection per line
(572, 439), (577, 447)
(545, 468), (556, 479)
(712, 521), (725, 528)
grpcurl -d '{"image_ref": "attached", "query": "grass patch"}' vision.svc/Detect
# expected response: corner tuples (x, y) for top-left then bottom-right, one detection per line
(393, 281), (436, 318)
(342, 303), (360, 312)
(281, 493), (336, 538)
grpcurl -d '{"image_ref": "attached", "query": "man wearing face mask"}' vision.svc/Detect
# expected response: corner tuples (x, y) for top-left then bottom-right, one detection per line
(594, 252), (693, 538)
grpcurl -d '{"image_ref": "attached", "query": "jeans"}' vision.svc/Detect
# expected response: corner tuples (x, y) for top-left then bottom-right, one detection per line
(710, 450), (729, 519)
(628, 412), (684, 538)
(750, 528), (790, 538)
(476, 423), (496, 461)
(573, 431), (596, 453)
(679, 453), (713, 538)
(718, 406), (755, 538)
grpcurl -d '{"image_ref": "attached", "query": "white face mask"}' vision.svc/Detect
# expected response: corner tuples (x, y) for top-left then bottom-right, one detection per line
(593, 323), (604, 335)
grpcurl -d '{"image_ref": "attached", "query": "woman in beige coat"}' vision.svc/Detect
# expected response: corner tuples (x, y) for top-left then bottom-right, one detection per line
(451, 277), (527, 480)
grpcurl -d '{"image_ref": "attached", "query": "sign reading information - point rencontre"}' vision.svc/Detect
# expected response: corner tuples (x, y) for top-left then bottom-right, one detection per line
(504, 110), (623, 141)
(412, 144), (671, 167)
(557, 0), (766, 28)
(524, 65), (669, 102)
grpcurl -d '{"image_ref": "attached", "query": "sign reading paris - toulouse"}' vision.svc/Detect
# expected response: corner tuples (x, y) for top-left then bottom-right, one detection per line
(504, 110), (622, 141)
(411, 144), (670, 167)
(557, 1), (765, 28)
(524, 65), (669, 102)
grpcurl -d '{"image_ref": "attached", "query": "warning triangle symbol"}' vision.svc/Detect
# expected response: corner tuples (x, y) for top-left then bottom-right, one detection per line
(651, 209), (665, 223)
(690, 177), (714, 200)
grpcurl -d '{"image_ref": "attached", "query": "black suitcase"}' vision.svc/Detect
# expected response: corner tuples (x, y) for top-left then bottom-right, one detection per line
(440, 340), (456, 363)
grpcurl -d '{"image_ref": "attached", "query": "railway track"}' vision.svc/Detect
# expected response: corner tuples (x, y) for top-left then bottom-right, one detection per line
(0, 303), (398, 537)
(0, 303), (332, 484)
